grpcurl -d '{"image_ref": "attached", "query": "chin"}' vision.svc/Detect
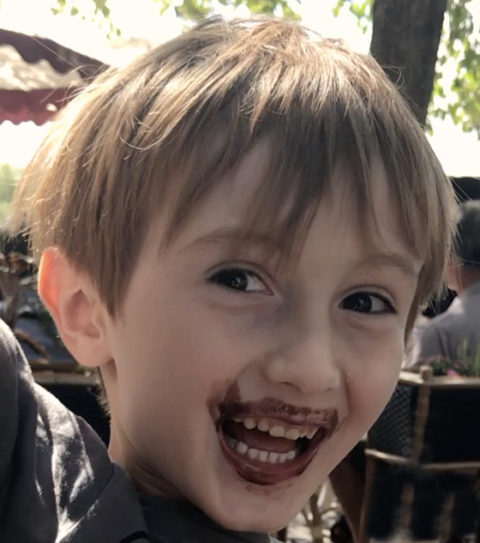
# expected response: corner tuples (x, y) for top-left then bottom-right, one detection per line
(204, 494), (299, 534)
(193, 459), (314, 534)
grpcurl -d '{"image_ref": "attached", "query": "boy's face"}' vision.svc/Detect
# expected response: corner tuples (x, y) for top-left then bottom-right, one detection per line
(103, 146), (422, 532)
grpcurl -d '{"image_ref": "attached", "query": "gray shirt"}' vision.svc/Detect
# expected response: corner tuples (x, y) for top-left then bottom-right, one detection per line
(140, 495), (275, 543)
(407, 280), (480, 368)
(0, 318), (149, 542)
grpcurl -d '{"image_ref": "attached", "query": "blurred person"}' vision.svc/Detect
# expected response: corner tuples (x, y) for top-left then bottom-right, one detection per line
(407, 200), (480, 371)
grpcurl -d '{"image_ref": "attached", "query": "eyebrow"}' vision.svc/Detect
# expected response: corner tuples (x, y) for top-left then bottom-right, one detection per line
(358, 252), (421, 280)
(183, 227), (421, 279)
(184, 226), (284, 254)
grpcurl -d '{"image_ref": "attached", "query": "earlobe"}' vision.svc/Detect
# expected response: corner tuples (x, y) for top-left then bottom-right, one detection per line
(38, 247), (112, 368)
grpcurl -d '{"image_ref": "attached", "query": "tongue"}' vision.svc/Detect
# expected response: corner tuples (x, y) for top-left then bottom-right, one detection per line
(223, 420), (296, 453)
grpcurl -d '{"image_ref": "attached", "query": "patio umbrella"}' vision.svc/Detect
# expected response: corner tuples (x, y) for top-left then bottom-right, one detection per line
(0, 28), (107, 125)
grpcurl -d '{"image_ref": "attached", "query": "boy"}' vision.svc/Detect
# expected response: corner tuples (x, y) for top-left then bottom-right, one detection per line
(2, 16), (456, 543)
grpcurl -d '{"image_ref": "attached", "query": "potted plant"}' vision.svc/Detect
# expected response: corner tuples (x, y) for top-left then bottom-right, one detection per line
(419, 339), (480, 378)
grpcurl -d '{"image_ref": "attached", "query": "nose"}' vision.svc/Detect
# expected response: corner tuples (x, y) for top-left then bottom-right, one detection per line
(260, 320), (342, 396)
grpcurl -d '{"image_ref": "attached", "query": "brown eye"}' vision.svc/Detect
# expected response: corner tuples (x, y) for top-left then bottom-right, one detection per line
(209, 268), (271, 293)
(340, 292), (395, 314)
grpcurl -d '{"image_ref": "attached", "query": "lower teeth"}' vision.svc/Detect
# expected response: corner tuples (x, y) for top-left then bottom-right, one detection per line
(225, 436), (297, 465)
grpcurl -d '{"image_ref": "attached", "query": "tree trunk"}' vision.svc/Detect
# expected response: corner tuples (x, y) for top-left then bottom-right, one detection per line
(370, 0), (448, 125)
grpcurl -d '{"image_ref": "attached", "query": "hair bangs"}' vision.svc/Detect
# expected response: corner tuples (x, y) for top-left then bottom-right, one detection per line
(11, 16), (456, 317)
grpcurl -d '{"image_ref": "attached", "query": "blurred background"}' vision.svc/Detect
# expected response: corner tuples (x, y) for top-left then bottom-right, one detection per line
(0, 0), (479, 225)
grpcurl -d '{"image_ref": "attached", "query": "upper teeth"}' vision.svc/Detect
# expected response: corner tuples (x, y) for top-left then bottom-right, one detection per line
(233, 417), (317, 440)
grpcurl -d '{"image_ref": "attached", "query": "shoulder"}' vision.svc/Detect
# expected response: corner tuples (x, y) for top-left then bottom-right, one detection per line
(418, 315), (448, 344)
(406, 317), (449, 367)
(416, 306), (469, 346)
(426, 307), (459, 330)
(0, 318), (147, 541)
(0, 318), (30, 372)
(0, 318), (33, 463)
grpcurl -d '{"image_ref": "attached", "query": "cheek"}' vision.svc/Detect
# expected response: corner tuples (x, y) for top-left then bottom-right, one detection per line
(115, 298), (253, 407)
(345, 332), (404, 428)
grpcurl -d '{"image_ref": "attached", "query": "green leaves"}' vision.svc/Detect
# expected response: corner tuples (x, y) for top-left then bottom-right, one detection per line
(333, 0), (373, 32)
(52, 0), (300, 21)
(430, 0), (480, 138)
(50, 0), (66, 15)
(48, 0), (480, 137)
(166, 0), (300, 19)
(172, 0), (212, 20)
(51, 0), (120, 36)
(243, 0), (300, 18)
(335, 0), (480, 138)
(0, 164), (21, 223)
(52, 0), (110, 18)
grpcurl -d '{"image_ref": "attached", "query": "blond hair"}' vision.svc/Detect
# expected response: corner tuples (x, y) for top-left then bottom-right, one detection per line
(12, 16), (456, 318)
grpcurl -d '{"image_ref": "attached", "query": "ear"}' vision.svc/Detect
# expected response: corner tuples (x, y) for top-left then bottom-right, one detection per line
(38, 247), (112, 368)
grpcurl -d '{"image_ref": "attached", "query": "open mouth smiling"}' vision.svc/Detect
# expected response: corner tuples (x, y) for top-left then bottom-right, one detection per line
(216, 398), (338, 485)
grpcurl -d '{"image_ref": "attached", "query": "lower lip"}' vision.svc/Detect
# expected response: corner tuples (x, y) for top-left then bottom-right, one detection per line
(218, 427), (327, 486)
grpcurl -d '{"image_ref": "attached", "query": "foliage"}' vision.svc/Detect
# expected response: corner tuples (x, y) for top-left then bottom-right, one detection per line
(0, 164), (21, 224)
(157, 0), (300, 20)
(335, 0), (480, 138)
(432, 0), (480, 136)
(333, 0), (372, 33)
(51, 0), (121, 36)
(50, 0), (480, 136)
(51, 0), (300, 28)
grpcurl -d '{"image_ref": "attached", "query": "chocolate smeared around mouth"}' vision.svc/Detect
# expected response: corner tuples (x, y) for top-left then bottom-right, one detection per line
(216, 397), (338, 485)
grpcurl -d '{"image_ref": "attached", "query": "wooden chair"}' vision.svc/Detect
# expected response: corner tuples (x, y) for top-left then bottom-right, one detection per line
(359, 367), (480, 543)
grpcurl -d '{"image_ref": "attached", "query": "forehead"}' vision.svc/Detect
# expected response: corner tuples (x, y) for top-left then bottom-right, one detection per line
(165, 143), (420, 269)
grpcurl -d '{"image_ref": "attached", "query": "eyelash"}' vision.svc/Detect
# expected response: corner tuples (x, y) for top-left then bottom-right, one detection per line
(340, 291), (396, 315)
(208, 266), (272, 294)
